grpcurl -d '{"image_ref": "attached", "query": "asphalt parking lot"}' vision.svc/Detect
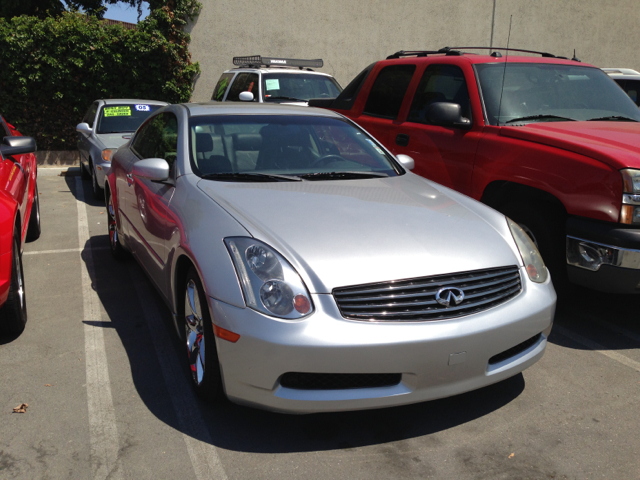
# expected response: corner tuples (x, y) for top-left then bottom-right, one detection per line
(1, 167), (639, 480)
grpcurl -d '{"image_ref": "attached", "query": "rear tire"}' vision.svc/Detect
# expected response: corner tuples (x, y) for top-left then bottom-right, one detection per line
(26, 183), (41, 242)
(183, 267), (223, 402)
(0, 236), (27, 334)
(500, 203), (568, 291)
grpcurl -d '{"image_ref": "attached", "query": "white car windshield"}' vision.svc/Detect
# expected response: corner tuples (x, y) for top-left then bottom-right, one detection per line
(189, 115), (402, 180)
(96, 104), (164, 134)
(262, 74), (342, 102)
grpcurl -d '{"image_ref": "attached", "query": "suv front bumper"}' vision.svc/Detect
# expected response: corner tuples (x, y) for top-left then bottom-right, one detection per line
(566, 217), (640, 293)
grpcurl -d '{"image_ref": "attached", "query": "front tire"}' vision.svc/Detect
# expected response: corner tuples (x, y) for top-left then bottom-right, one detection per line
(0, 236), (27, 334)
(26, 183), (41, 242)
(106, 191), (127, 260)
(92, 164), (104, 200)
(81, 160), (90, 180)
(183, 267), (223, 402)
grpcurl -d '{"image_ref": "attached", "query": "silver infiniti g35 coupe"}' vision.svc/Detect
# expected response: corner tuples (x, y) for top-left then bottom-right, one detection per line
(105, 102), (556, 414)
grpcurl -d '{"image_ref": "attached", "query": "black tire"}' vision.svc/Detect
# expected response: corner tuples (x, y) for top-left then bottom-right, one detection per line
(183, 266), (223, 402)
(0, 236), (27, 334)
(81, 161), (90, 180)
(501, 203), (568, 291)
(92, 164), (104, 200)
(106, 190), (127, 260)
(26, 183), (41, 242)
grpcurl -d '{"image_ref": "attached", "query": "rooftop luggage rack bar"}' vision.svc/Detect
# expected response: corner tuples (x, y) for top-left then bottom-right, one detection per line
(450, 46), (573, 60)
(386, 48), (462, 59)
(387, 47), (579, 61)
(232, 56), (323, 69)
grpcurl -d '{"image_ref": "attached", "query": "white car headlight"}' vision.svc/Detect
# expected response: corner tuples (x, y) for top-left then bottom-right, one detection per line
(225, 237), (314, 319)
(507, 218), (549, 283)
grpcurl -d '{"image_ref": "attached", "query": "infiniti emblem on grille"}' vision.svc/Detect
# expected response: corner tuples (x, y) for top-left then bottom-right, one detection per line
(435, 287), (465, 307)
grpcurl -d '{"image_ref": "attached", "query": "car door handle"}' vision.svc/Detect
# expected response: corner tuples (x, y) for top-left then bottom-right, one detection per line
(396, 134), (410, 147)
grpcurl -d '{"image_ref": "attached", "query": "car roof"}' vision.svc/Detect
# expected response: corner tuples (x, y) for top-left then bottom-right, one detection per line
(100, 99), (169, 106)
(183, 102), (344, 118)
(223, 68), (335, 77)
(602, 68), (640, 80)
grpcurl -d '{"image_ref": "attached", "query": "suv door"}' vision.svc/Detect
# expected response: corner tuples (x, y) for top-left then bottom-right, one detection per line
(225, 72), (260, 102)
(392, 63), (481, 195)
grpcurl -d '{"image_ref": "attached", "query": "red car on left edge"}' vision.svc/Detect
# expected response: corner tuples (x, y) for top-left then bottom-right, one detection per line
(0, 115), (40, 335)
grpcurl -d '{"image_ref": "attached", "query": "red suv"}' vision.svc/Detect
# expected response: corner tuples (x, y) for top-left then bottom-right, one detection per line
(0, 115), (39, 334)
(311, 47), (640, 293)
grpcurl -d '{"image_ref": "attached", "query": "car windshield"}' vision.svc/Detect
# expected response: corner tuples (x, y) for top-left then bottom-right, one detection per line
(476, 63), (640, 125)
(189, 115), (401, 180)
(95, 104), (164, 134)
(262, 74), (342, 102)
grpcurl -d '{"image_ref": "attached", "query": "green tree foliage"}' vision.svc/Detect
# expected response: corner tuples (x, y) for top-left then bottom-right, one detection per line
(0, 0), (201, 150)
(0, 0), (147, 20)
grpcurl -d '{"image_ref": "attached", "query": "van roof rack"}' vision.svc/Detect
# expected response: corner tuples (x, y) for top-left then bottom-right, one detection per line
(232, 56), (323, 69)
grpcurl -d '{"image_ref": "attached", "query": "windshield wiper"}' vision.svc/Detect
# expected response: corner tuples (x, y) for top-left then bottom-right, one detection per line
(587, 115), (639, 122)
(298, 171), (389, 181)
(504, 114), (577, 124)
(264, 96), (307, 102)
(200, 172), (302, 182)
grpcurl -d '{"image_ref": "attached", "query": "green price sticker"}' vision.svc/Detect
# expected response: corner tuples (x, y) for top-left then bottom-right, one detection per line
(104, 106), (132, 117)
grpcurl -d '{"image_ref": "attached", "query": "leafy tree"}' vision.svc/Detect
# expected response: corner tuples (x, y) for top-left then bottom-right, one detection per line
(0, 0), (148, 20)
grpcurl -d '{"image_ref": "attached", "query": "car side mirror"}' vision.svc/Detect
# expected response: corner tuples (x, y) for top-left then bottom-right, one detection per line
(396, 154), (415, 171)
(426, 102), (471, 129)
(132, 158), (170, 182)
(76, 122), (92, 134)
(239, 91), (254, 102)
(1, 136), (37, 157)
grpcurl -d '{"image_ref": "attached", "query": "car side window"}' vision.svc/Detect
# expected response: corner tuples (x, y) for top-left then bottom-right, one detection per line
(83, 102), (99, 128)
(408, 65), (472, 124)
(131, 113), (178, 167)
(212, 73), (235, 101)
(226, 73), (259, 102)
(363, 65), (416, 119)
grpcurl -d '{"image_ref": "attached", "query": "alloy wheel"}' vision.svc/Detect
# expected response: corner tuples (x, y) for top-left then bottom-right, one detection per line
(185, 279), (206, 385)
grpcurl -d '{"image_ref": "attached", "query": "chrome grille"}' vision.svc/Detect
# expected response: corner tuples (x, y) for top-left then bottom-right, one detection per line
(333, 266), (522, 322)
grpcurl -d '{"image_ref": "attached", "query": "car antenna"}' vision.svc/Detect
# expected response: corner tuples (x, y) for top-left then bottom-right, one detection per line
(571, 49), (581, 62)
(497, 15), (513, 126)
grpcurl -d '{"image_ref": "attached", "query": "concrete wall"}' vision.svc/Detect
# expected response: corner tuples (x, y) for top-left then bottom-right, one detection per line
(186, 0), (640, 102)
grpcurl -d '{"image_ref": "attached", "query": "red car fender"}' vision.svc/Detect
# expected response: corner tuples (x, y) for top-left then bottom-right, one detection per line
(0, 191), (18, 306)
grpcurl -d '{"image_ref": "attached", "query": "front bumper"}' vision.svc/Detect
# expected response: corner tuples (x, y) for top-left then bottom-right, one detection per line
(566, 217), (640, 293)
(209, 268), (555, 414)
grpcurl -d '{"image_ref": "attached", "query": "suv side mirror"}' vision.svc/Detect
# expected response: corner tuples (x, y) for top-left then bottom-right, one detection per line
(1, 136), (37, 157)
(426, 102), (471, 129)
(76, 122), (92, 134)
(239, 91), (255, 102)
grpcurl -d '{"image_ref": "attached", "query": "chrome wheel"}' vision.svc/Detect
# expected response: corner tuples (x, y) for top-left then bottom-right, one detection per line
(185, 279), (206, 385)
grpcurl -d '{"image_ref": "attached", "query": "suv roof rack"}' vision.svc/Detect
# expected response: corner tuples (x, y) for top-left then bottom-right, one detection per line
(232, 56), (323, 69)
(450, 46), (575, 60)
(386, 48), (462, 59)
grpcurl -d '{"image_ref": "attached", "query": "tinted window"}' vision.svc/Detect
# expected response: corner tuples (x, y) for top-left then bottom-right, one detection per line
(476, 63), (640, 124)
(226, 73), (259, 102)
(132, 113), (178, 166)
(83, 102), (99, 128)
(189, 115), (400, 177)
(408, 64), (471, 124)
(363, 65), (416, 119)
(96, 104), (164, 134)
(262, 73), (341, 102)
(616, 79), (640, 106)
(212, 73), (234, 101)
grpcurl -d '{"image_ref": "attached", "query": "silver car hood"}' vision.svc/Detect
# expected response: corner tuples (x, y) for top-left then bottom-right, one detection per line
(197, 174), (522, 293)
(95, 133), (132, 149)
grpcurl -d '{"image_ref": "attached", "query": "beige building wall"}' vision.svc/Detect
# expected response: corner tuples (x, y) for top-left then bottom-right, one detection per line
(186, 0), (640, 102)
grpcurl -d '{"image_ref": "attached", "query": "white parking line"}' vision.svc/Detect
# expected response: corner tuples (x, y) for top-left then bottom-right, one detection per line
(75, 177), (124, 480)
(24, 247), (109, 255)
(127, 263), (228, 480)
(553, 325), (640, 373)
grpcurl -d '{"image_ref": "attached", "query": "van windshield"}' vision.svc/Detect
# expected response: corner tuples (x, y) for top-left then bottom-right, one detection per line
(476, 64), (640, 125)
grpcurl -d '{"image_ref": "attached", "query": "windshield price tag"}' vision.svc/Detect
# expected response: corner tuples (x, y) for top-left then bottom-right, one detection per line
(265, 79), (280, 91)
(104, 106), (132, 117)
(135, 104), (151, 111)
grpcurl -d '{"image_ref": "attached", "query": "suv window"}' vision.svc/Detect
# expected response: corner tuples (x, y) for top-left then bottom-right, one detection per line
(615, 79), (640, 106)
(363, 65), (416, 119)
(132, 112), (178, 167)
(262, 73), (341, 102)
(83, 102), (99, 128)
(408, 64), (471, 124)
(212, 73), (235, 101)
(226, 73), (259, 102)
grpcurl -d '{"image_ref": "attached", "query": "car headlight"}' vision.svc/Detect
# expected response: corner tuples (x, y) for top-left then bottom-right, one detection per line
(102, 149), (114, 162)
(225, 237), (314, 319)
(507, 218), (548, 283)
(620, 169), (640, 225)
